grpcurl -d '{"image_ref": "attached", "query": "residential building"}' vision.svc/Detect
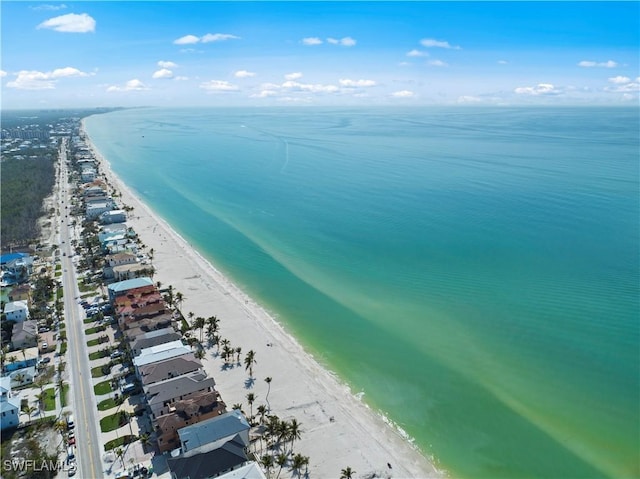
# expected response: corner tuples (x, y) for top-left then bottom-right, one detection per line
(138, 353), (203, 387)
(108, 277), (154, 302)
(3, 301), (30, 322)
(144, 370), (216, 419)
(100, 209), (127, 224)
(113, 263), (150, 282)
(167, 410), (251, 479)
(2, 346), (38, 373)
(0, 377), (20, 431)
(130, 328), (181, 356)
(86, 200), (115, 220)
(155, 389), (226, 453)
(8, 284), (31, 302)
(10, 320), (38, 350)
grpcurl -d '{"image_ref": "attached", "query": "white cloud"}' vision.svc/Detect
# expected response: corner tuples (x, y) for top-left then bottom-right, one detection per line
(106, 79), (148, 92)
(6, 67), (90, 90)
(498, 60), (509, 65)
(199, 80), (239, 92)
(282, 80), (338, 93)
(201, 33), (241, 43)
(406, 49), (428, 57)
(175, 76), (189, 81)
(608, 76), (631, 84)
(420, 38), (461, 49)
(578, 60), (618, 68)
(302, 37), (323, 45)
(158, 61), (177, 68)
(398, 62), (412, 67)
(0, 70), (6, 78)
(37, 12), (95, 33)
(234, 70), (256, 78)
(457, 95), (483, 104)
(391, 90), (414, 98)
(514, 83), (561, 95)
(174, 33), (240, 45)
(606, 76), (640, 93)
(339, 78), (377, 87)
(327, 36), (356, 47)
(428, 60), (448, 67)
(152, 69), (174, 79)
(285, 72), (303, 80)
(250, 90), (278, 98)
(174, 34), (200, 45)
(31, 4), (67, 11)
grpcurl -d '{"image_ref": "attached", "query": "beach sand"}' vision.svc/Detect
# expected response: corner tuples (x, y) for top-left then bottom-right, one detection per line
(83, 121), (444, 479)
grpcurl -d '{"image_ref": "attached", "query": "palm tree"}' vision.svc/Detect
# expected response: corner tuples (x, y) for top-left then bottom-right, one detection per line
(138, 432), (151, 452)
(340, 467), (355, 479)
(175, 291), (184, 311)
(265, 377), (272, 411)
(287, 418), (302, 454)
(246, 393), (256, 424)
(244, 350), (256, 378)
(290, 453), (306, 478)
(275, 453), (288, 479)
(232, 403), (244, 414)
(194, 316), (206, 343)
(35, 392), (46, 413)
(115, 447), (125, 468)
(261, 455), (274, 479)
(257, 404), (267, 425)
(23, 404), (37, 423)
(235, 346), (242, 365)
(194, 348), (205, 360)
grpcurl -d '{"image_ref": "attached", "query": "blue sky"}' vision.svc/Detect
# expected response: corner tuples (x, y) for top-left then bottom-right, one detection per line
(1, 1), (638, 108)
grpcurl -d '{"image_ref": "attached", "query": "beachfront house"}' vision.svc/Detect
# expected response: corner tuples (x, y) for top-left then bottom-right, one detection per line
(108, 277), (154, 302)
(3, 346), (38, 373)
(155, 389), (226, 453)
(86, 199), (116, 220)
(144, 370), (216, 419)
(130, 328), (182, 356)
(100, 209), (127, 225)
(138, 354), (203, 387)
(103, 252), (137, 279)
(0, 253), (33, 284)
(113, 263), (151, 281)
(0, 377), (20, 431)
(3, 301), (30, 322)
(167, 410), (251, 479)
(80, 166), (97, 183)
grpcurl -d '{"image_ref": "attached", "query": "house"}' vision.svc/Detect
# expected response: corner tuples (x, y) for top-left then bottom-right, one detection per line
(3, 301), (30, 322)
(2, 346), (38, 373)
(130, 328), (181, 356)
(113, 263), (150, 282)
(108, 277), (154, 302)
(0, 253), (33, 283)
(138, 353), (203, 387)
(167, 410), (251, 479)
(8, 284), (31, 302)
(144, 370), (216, 419)
(133, 341), (190, 370)
(86, 200), (115, 220)
(80, 167), (96, 183)
(100, 209), (127, 225)
(9, 366), (36, 388)
(0, 377), (20, 431)
(216, 462), (268, 479)
(155, 389), (226, 453)
(10, 320), (38, 350)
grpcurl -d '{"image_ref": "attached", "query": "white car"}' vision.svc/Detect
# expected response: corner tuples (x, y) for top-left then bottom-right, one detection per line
(68, 462), (77, 476)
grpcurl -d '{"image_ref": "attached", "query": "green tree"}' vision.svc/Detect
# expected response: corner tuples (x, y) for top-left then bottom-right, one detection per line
(265, 376), (272, 410)
(340, 467), (355, 479)
(246, 392), (256, 424)
(244, 349), (256, 378)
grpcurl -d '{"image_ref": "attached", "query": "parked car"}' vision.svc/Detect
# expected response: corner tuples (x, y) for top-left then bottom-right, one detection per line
(68, 462), (77, 476)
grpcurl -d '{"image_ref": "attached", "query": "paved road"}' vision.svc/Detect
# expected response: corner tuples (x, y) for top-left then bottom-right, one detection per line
(58, 137), (105, 478)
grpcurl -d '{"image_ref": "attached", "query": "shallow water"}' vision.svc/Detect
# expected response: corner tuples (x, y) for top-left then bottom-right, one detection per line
(85, 107), (639, 479)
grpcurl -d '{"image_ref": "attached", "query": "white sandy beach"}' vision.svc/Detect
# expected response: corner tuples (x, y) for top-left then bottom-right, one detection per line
(83, 121), (445, 479)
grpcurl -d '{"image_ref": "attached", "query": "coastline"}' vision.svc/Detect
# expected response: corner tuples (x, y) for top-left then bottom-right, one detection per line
(81, 117), (445, 479)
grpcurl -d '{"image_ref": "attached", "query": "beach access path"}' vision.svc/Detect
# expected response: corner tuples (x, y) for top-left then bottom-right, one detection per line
(86, 123), (444, 479)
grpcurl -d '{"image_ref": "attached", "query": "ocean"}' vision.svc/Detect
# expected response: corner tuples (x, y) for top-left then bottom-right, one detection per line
(84, 107), (639, 479)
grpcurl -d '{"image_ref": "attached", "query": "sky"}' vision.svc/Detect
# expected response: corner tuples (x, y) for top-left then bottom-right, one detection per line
(1, 1), (639, 108)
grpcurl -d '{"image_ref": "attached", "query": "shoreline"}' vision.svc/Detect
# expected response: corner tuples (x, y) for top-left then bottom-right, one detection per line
(81, 117), (445, 479)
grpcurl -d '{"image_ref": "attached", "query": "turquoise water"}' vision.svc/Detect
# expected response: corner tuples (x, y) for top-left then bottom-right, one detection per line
(85, 107), (639, 479)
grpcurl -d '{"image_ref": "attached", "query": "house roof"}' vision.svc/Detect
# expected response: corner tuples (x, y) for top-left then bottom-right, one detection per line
(178, 410), (250, 453)
(108, 277), (154, 294)
(167, 436), (248, 479)
(0, 253), (29, 265)
(3, 301), (28, 314)
(131, 328), (181, 354)
(0, 397), (20, 413)
(12, 320), (37, 340)
(144, 371), (215, 407)
(138, 354), (202, 386)
(107, 252), (136, 262)
(133, 345), (191, 368)
(217, 461), (268, 479)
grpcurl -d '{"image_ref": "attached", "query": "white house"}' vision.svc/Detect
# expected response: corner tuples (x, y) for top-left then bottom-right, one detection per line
(86, 200), (115, 220)
(100, 209), (127, 225)
(3, 301), (29, 322)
